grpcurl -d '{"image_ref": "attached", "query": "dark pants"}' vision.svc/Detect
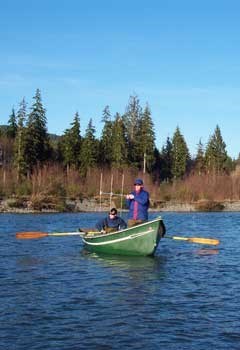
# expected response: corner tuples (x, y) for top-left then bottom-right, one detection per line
(127, 219), (145, 228)
(104, 227), (117, 233)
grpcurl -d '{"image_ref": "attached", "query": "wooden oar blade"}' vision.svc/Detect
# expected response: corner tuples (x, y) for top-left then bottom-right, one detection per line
(188, 237), (220, 245)
(166, 235), (220, 246)
(16, 231), (49, 239)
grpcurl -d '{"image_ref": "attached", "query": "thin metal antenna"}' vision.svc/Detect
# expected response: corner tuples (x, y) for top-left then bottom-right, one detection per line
(100, 191), (125, 197)
(143, 152), (146, 173)
(99, 172), (103, 211)
(110, 173), (113, 210)
(120, 172), (125, 214)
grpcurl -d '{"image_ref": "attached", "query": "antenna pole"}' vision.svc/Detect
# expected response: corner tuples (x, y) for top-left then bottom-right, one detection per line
(99, 172), (103, 211)
(110, 173), (113, 209)
(120, 173), (125, 213)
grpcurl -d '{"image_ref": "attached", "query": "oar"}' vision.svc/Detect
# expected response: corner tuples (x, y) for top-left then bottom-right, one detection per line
(165, 235), (220, 245)
(16, 231), (219, 245)
(16, 231), (87, 240)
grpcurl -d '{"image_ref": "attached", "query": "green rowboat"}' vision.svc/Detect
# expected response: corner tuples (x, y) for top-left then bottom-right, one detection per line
(81, 217), (166, 256)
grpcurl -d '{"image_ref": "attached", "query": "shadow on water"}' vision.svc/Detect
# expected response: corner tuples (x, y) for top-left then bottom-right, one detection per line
(81, 249), (168, 279)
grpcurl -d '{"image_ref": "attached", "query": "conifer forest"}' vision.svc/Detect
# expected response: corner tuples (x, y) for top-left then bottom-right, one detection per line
(1, 89), (240, 211)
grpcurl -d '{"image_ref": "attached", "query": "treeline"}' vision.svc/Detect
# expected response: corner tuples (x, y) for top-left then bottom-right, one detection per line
(0, 88), (240, 204)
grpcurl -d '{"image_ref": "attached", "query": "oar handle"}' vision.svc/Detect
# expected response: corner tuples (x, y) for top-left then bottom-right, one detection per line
(49, 232), (84, 236)
(171, 236), (188, 241)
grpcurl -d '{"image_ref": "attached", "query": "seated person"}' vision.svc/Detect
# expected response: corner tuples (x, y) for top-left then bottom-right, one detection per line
(96, 208), (127, 233)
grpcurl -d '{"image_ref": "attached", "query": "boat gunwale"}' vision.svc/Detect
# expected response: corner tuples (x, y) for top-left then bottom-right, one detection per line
(83, 216), (163, 240)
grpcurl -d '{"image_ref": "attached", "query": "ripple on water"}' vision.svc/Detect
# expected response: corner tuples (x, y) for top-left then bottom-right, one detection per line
(1, 212), (240, 350)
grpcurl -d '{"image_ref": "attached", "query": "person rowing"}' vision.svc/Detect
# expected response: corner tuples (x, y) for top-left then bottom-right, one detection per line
(95, 207), (127, 233)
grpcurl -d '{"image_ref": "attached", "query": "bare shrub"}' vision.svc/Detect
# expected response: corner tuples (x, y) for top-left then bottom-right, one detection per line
(2, 162), (240, 209)
(194, 200), (224, 211)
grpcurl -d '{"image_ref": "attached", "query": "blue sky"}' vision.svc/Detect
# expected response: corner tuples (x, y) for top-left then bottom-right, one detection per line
(1, 0), (240, 158)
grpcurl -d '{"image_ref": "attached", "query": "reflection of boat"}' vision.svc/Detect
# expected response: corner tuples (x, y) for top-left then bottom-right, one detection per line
(82, 251), (166, 272)
(81, 217), (166, 256)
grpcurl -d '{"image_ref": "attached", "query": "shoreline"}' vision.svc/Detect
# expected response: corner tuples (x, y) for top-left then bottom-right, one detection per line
(1, 198), (240, 213)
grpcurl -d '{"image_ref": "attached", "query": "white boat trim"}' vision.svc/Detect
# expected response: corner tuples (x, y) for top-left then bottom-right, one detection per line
(84, 217), (162, 239)
(82, 229), (155, 246)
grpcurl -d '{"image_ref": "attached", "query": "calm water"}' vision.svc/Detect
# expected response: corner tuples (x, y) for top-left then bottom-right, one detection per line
(1, 211), (240, 350)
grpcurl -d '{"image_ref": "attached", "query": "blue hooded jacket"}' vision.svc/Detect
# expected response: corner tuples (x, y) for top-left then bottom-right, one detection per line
(126, 188), (149, 220)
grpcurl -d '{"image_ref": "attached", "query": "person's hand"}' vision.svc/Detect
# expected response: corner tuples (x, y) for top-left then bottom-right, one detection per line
(100, 229), (106, 234)
(126, 194), (134, 200)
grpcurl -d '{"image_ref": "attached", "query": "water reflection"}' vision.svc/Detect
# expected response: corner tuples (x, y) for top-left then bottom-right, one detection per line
(82, 249), (163, 267)
(81, 250), (167, 281)
(195, 249), (219, 256)
(1, 212), (240, 350)
(17, 256), (45, 266)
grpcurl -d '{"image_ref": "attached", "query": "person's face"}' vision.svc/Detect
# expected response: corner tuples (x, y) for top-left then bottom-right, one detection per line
(134, 184), (142, 190)
(109, 212), (116, 219)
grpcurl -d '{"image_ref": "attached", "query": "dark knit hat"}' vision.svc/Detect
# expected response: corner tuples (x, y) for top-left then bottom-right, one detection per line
(134, 178), (143, 185)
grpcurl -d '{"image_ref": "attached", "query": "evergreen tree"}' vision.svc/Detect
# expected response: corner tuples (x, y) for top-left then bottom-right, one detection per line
(123, 95), (142, 164)
(7, 108), (17, 138)
(172, 126), (190, 179)
(236, 153), (240, 166)
(135, 104), (155, 172)
(25, 89), (50, 171)
(14, 98), (27, 179)
(61, 112), (81, 170)
(151, 147), (161, 182)
(111, 113), (128, 168)
(102, 105), (111, 123)
(80, 118), (98, 174)
(99, 105), (113, 166)
(194, 139), (205, 175)
(159, 136), (173, 181)
(205, 125), (228, 174)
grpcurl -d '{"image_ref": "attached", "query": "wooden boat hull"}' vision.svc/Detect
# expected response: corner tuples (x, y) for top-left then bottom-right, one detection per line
(81, 217), (165, 256)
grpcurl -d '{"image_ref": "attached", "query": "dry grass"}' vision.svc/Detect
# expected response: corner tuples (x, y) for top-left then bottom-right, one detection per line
(1, 164), (240, 206)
